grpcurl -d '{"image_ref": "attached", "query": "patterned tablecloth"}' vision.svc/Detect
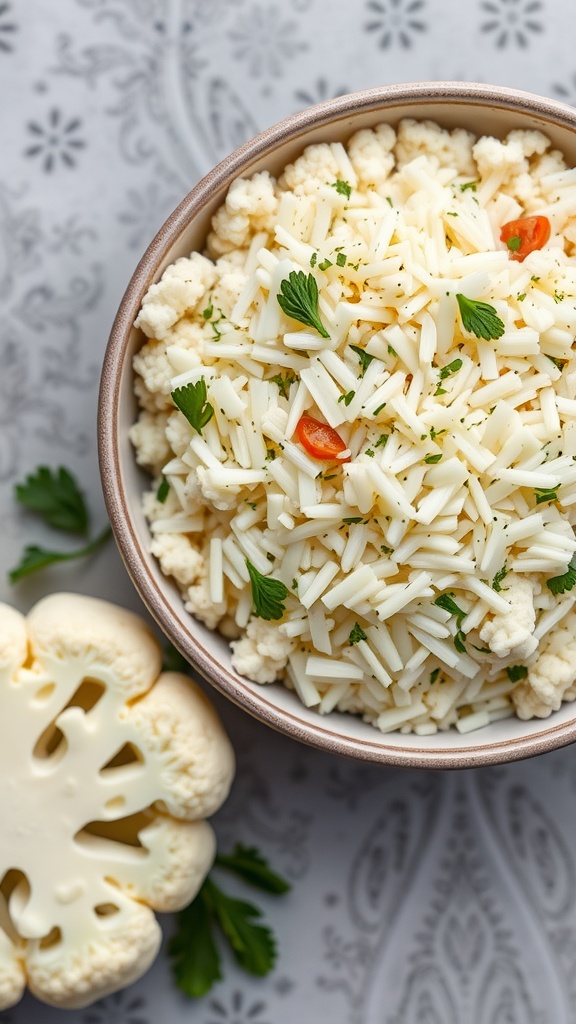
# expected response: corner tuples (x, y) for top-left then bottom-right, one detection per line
(2, 1), (576, 1021)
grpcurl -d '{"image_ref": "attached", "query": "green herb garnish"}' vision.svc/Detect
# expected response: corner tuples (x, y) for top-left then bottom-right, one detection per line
(169, 844), (290, 998)
(15, 465), (89, 534)
(157, 475), (170, 503)
(424, 453), (442, 464)
(9, 465), (111, 582)
(331, 179), (352, 200)
(172, 378), (214, 434)
(434, 358), (462, 395)
(246, 560), (288, 620)
(336, 252), (347, 267)
(270, 372), (297, 399)
(506, 236), (522, 252)
(434, 593), (467, 626)
(456, 293), (505, 341)
(338, 390), (355, 406)
(534, 487), (558, 505)
(507, 665), (528, 683)
(348, 622), (368, 645)
(492, 565), (508, 592)
(430, 667), (440, 683)
(460, 180), (478, 192)
(349, 344), (375, 376)
(546, 554), (576, 596)
(375, 434), (389, 448)
(343, 516), (363, 525)
(454, 630), (467, 653)
(310, 252), (317, 268)
(277, 270), (330, 337)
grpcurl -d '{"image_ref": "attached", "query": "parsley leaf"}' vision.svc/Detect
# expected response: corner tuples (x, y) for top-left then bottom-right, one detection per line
(454, 630), (467, 653)
(460, 180), (478, 192)
(456, 293), (505, 341)
(349, 622), (368, 645)
(169, 887), (222, 997)
(331, 179), (352, 199)
(336, 252), (347, 267)
(246, 560), (288, 620)
(430, 667), (441, 683)
(9, 465), (111, 583)
(215, 845), (291, 895)
(172, 378), (214, 434)
(434, 593), (467, 626)
(434, 358), (462, 396)
(507, 665), (528, 683)
(547, 554), (576, 595)
(169, 844), (290, 999)
(9, 529), (111, 583)
(349, 344), (375, 376)
(375, 434), (389, 448)
(343, 517), (363, 525)
(492, 565), (508, 592)
(338, 390), (355, 406)
(277, 270), (330, 338)
(270, 372), (297, 399)
(534, 487), (558, 505)
(157, 475), (170, 503)
(424, 453), (442, 464)
(15, 466), (89, 535)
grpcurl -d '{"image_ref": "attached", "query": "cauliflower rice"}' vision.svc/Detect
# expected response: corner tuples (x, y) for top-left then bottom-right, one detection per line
(130, 117), (576, 736)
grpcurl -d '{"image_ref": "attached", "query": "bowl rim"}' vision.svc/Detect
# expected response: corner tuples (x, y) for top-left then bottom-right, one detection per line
(99, 80), (576, 769)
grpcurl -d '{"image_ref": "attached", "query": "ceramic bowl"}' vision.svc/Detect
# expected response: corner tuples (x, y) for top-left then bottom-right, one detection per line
(99, 81), (576, 768)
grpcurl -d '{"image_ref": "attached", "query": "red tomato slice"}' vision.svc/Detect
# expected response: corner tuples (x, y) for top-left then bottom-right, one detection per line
(296, 416), (350, 462)
(500, 215), (551, 262)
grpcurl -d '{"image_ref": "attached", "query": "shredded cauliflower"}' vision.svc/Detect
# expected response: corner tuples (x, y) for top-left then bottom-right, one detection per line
(131, 115), (576, 737)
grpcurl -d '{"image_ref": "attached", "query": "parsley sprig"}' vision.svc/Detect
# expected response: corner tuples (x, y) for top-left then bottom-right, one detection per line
(507, 665), (528, 683)
(349, 344), (374, 376)
(172, 378), (214, 434)
(456, 293), (505, 341)
(434, 358), (462, 395)
(547, 554), (576, 595)
(492, 565), (508, 592)
(9, 466), (111, 582)
(169, 844), (290, 998)
(277, 271), (330, 338)
(246, 560), (289, 620)
(434, 593), (467, 652)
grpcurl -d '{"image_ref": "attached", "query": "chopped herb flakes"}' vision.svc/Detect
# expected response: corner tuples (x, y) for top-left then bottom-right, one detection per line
(338, 390), (355, 406)
(348, 622), (368, 645)
(507, 665), (528, 683)
(547, 554), (576, 596)
(492, 565), (508, 592)
(349, 344), (374, 376)
(506, 235), (522, 252)
(331, 179), (352, 200)
(270, 372), (297, 399)
(157, 476), (170, 503)
(424, 453), (442, 464)
(534, 487), (558, 505)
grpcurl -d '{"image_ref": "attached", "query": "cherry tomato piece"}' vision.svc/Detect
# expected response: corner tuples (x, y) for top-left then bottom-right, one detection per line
(500, 215), (551, 262)
(296, 416), (350, 462)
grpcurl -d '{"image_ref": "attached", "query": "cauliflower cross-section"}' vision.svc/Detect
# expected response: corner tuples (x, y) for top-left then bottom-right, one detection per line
(0, 594), (235, 1011)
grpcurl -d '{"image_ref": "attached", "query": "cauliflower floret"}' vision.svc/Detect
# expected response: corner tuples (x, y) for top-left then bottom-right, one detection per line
(472, 134), (528, 183)
(133, 340), (173, 410)
(207, 171), (278, 256)
(135, 253), (217, 342)
(479, 575), (538, 660)
(142, 482), (183, 522)
(279, 143), (340, 196)
(347, 124), (396, 189)
(507, 128), (550, 160)
(231, 618), (295, 684)
(210, 258), (249, 317)
(395, 118), (476, 174)
(129, 409), (171, 475)
(0, 594), (234, 1011)
(512, 620), (576, 719)
(186, 466), (239, 512)
(166, 408), (193, 457)
(168, 317), (206, 355)
(186, 571), (227, 630)
(150, 533), (204, 588)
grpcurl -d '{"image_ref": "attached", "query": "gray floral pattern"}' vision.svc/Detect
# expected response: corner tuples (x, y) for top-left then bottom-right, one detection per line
(3, 0), (576, 1022)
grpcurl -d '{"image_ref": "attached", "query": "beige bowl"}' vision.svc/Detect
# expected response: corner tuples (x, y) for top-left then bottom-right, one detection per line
(99, 81), (576, 769)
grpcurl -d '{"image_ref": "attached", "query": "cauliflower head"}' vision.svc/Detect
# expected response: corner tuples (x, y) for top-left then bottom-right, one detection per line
(231, 617), (295, 684)
(0, 594), (235, 1011)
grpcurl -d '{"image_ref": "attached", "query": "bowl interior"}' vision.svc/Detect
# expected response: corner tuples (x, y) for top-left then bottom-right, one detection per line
(99, 83), (576, 768)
